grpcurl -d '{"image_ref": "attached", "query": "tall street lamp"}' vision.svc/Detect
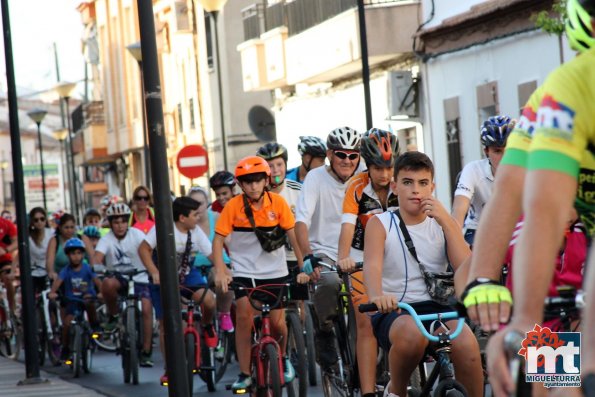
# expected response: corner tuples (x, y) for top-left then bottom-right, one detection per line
(27, 108), (48, 209)
(52, 128), (69, 211)
(0, 160), (8, 207)
(200, 0), (229, 170)
(54, 82), (79, 218)
(126, 41), (151, 188)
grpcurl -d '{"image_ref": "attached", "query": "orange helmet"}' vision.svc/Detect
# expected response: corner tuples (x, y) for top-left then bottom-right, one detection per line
(234, 156), (271, 179)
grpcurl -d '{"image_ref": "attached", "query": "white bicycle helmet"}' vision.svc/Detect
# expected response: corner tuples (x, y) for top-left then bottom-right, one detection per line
(327, 127), (361, 151)
(106, 203), (131, 219)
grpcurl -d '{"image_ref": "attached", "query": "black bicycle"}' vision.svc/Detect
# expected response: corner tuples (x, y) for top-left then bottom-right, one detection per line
(505, 287), (585, 397)
(310, 261), (362, 397)
(360, 302), (468, 397)
(110, 267), (146, 385)
(60, 296), (99, 377)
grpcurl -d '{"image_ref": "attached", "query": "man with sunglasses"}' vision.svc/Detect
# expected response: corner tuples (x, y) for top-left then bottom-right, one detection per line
(295, 126), (363, 370)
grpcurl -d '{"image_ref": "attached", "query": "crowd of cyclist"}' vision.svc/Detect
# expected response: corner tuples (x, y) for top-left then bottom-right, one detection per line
(1, 1), (595, 396)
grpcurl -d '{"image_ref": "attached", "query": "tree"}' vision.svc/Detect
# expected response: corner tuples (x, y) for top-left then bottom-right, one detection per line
(531, 0), (567, 36)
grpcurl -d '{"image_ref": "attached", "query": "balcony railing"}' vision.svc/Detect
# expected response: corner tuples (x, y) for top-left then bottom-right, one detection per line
(241, 3), (266, 41)
(242, 0), (413, 41)
(265, 1), (285, 31)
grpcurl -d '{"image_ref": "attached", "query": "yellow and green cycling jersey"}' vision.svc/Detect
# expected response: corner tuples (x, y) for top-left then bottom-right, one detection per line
(501, 47), (595, 235)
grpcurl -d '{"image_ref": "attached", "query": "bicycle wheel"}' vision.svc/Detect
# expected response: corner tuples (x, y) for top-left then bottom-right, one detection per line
(185, 332), (196, 394)
(304, 305), (317, 386)
(126, 306), (139, 385)
(257, 344), (282, 397)
(0, 308), (21, 360)
(83, 328), (94, 374)
(320, 366), (344, 397)
(72, 325), (82, 378)
(286, 311), (307, 397)
(433, 379), (468, 397)
(94, 304), (117, 352)
(199, 335), (216, 392)
(215, 330), (233, 382)
(46, 301), (62, 366)
(36, 304), (47, 366)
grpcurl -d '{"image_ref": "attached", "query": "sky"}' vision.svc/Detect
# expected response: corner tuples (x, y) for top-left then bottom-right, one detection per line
(1, 0), (85, 98)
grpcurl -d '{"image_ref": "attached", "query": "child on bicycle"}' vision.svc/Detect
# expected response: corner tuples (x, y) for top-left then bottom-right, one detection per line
(139, 196), (217, 384)
(48, 238), (101, 361)
(213, 156), (307, 392)
(363, 151), (483, 397)
(92, 203), (154, 367)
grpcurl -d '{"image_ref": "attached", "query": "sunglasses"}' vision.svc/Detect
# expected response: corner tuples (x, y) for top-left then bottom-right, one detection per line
(134, 196), (150, 201)
(33, 217), (46, 222)
(195, 201), (206, 207)
(333, 151), (360, 161)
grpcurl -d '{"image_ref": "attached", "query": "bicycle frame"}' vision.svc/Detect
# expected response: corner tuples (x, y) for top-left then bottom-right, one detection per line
(252, 304), (285, 391)
(359, 301), (466, 396)
(182, 289), (206, 370)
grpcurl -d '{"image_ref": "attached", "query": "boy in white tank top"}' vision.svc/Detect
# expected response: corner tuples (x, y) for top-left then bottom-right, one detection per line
(362, 151), (482, 397)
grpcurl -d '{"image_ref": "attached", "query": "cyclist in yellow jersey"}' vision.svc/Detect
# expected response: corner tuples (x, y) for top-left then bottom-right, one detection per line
(471, 1), (595, 395)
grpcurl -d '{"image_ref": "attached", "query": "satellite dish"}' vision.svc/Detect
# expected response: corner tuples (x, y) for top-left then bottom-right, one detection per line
(248, 105), (276, 142)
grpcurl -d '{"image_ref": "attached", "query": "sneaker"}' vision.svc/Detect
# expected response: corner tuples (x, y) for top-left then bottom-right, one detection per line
(160, 372), (169, 386)
(203, 324), (219, 348)
(218, 312), (234, 332)
(140, 350), (154, 367)
(315, 330), (338, 369)
(232, 373), (252, 391)
(101, 314), (119, 332)
(283, 357), (295, 383)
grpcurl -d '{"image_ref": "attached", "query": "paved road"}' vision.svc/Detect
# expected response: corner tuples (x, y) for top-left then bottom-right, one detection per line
(34, 347), (325, 397)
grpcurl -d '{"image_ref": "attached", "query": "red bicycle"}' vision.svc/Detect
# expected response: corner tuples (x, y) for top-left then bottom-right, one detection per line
(180, 285), (217, 393)
(230, 282), (294, 397)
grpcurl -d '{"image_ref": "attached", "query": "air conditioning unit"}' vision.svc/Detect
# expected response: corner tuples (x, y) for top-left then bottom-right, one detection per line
(388, 71), (418, 118)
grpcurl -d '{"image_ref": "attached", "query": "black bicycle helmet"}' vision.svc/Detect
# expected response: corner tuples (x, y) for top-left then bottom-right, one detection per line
(209, 171), (236, 189)
(256, 142), (289, 162)
(360, 128), (399, 168)
(297, 136), (327, 158)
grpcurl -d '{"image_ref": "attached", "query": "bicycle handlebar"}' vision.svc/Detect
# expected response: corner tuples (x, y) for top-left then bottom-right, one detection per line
(544, 290), (585, 310)
(316, 260), (363, 275)
(230, 282), (291, 312)
(107, 266), (147, 278)
(358, 301), (465, 342)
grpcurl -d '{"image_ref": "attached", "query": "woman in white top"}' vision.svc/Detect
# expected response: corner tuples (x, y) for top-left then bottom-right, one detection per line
(28, 207), (53, 293)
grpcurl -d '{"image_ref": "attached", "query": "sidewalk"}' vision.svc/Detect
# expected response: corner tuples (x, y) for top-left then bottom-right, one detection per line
(0, 355), (106, 397)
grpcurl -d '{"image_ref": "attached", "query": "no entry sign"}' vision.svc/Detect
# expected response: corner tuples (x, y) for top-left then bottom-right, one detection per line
(176, 145), (209, 179)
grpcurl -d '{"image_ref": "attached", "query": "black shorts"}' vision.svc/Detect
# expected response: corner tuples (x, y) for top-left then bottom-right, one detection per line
(233, 276), (289, 308)
(287, 261), (308, 301)
(371, 300), (455, 352)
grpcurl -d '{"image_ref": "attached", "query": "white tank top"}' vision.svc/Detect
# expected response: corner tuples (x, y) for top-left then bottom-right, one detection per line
(376, 212), (448, 303)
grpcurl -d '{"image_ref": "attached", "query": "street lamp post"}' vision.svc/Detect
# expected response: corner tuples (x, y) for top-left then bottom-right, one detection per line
(52, 129), (69, 211)
(27, 108), (48, 209)
(54, 82), (79, 219)
(200, 0), (229, 170)
(0, 160), (8, 207)
(126, 41), (151, 188)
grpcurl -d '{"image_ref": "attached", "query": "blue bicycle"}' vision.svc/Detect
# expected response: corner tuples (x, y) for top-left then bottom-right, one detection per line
(359, 302), (468, 397)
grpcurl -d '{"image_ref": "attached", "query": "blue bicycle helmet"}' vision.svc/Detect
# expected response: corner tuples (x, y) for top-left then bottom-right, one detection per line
(480, 116), (515, 147)
(83, 226), (101, 239)
(64, 237), (86, 254)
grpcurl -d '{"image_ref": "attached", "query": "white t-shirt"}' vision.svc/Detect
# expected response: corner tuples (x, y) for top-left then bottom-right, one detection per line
(95, 228), (148, 283)
(375, 212), (448, 303)
(29, 228), (53, 277)
(454, 158), (494, 230)
(295, 166), (349, 261)
(144, 224), (212, 270)
(279, 179), (302, 262)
